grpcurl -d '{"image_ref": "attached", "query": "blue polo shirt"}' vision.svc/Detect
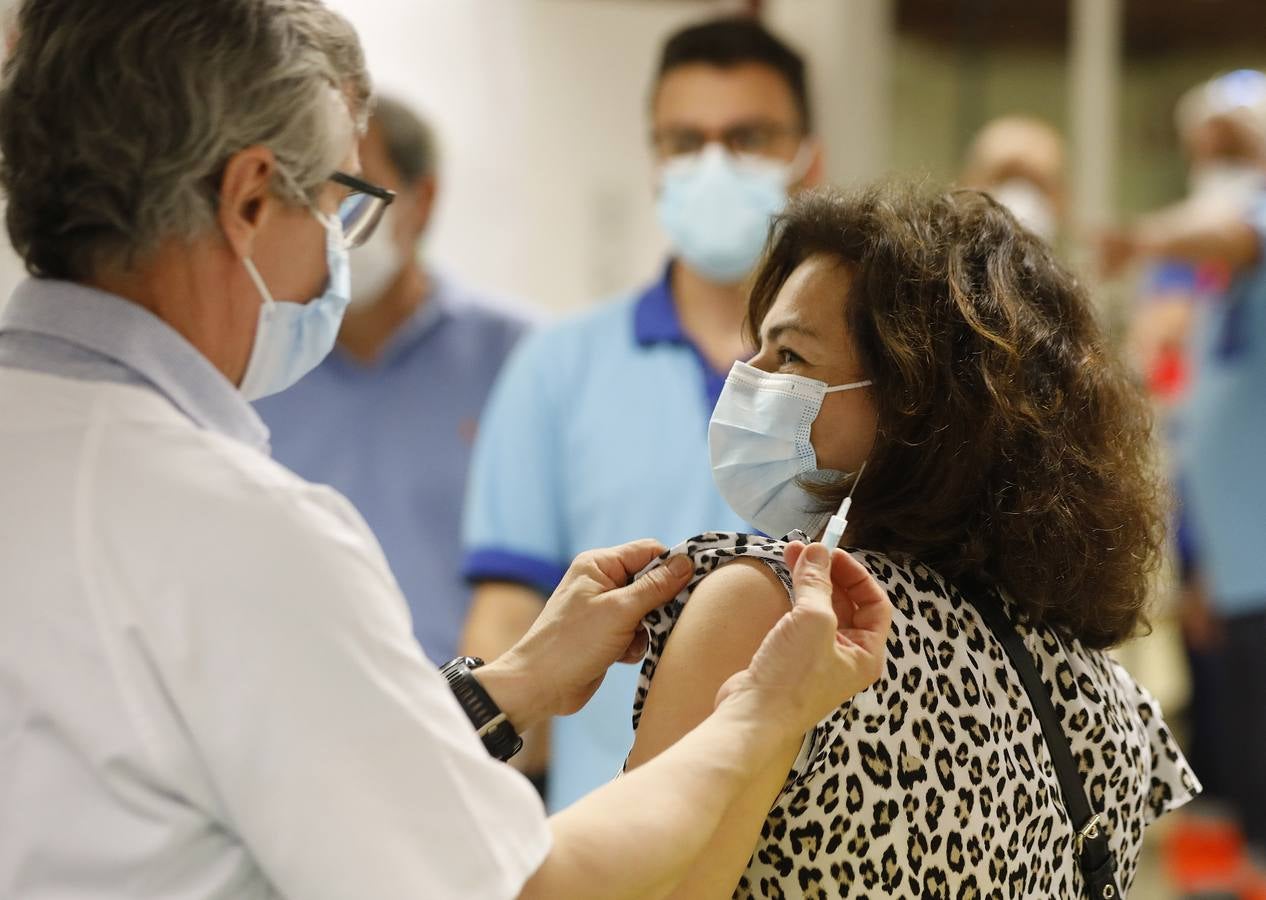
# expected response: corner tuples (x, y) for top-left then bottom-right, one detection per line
(462, 264), (747, 810)
(255, 273), (527, 664)
(1179, 198), (1266, 615)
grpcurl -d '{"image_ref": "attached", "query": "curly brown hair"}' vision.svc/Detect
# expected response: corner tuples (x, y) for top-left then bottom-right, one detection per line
(749, 185), (1165, 649)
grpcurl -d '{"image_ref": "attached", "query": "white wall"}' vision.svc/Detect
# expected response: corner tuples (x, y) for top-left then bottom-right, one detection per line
(765, 0), (893, 189)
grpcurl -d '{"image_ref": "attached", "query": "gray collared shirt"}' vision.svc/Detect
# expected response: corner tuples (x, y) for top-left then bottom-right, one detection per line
(0, 277), (269, 452)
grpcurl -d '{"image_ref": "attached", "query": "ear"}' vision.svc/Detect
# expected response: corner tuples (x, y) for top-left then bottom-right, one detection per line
(405, 174), (438, 240)
(796, 137), (826, 191)
(217, 145), (280, 261)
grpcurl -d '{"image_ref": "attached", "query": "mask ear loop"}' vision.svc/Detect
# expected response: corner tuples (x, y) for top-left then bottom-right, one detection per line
(823, 378), (873, 393)
(242, 258), (275, 309)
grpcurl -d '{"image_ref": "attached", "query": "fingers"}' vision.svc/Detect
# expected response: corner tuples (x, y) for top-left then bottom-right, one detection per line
(785, 540), (891, 655)
(618, 625), (651, 664)
(609, 553), (692, 621)
(828, 548), (876, 593)
(587, 538), (670, 587)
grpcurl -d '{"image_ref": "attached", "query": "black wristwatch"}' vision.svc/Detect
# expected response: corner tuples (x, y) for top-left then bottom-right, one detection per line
(439, 656), (524, 762)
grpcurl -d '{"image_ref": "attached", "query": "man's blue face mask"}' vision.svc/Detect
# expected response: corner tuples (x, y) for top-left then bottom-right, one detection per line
(655, 143), (807, 284)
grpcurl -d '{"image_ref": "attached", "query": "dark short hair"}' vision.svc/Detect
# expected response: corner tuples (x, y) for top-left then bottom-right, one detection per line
(371, 95), (439, 186)
(748, 184), (1164, 650)
(654, 16), (812, 132)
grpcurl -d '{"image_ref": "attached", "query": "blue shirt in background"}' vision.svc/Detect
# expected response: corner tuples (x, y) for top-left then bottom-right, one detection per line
(462, 264), (748, 811)
(1180, 198), (1266, 615)
(256, 273), (527, 664)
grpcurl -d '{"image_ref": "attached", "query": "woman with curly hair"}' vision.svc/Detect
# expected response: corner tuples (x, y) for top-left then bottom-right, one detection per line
(626, 185), (1198, 898)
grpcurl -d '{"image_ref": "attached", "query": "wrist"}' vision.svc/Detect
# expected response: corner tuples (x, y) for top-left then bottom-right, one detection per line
(714, 687), (798, 750)
(473, 652), (551, 733)
(706, 691), (795, 775)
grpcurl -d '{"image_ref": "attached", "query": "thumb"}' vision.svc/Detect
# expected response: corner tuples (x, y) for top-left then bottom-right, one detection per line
(611, 554), (692, 620)
(790, 542), (835, 613)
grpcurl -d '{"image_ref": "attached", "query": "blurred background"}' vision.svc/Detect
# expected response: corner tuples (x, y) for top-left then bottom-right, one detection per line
(325, 0), (1263, 313)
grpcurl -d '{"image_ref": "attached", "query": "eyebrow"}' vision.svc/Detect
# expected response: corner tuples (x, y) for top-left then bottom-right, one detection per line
(763, 321), (820, 343)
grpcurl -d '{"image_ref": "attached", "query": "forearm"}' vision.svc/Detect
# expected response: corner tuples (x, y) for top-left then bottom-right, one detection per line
(1135, 211), (1260, 269)
(518, 697), (785, 900)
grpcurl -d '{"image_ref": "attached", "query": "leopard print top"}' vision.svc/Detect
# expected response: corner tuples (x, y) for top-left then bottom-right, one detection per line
(631, 532), (1198, 899)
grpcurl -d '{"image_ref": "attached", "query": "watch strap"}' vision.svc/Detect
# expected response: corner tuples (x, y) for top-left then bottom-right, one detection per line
(439, 656), (524, 762)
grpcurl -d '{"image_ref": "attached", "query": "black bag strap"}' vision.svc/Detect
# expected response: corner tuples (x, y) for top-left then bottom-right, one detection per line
(957, 579), (1122, 900)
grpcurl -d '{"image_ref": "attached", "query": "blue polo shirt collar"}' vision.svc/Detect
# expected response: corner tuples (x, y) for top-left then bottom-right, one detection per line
(632, 262), (730, 405)
(339, 271), (452, 371)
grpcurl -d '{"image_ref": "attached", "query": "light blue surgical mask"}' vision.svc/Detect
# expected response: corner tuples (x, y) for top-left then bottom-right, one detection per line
(709, 360), (872, 538)
(656, 143), (805, 284)
(239, 210), (351, 401)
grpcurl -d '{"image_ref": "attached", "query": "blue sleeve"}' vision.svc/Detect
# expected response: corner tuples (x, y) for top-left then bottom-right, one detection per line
(1175, 480), (1199, 584)
(1145, 261), (1199, 296)
(461, 327), (570, 595)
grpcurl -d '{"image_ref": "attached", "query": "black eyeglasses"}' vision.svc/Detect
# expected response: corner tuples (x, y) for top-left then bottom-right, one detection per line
(650, 122), (804, 161)
(330, 171), (396, 249)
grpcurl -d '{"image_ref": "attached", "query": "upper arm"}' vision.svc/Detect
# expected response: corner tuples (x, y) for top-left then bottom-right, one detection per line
(626, 558), (804, 900)
(463, 330), (570, 582)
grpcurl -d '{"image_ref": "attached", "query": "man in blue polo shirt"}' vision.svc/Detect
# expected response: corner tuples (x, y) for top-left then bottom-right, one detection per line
(461, 17), (823, 810)
(256, 96), (528, 666)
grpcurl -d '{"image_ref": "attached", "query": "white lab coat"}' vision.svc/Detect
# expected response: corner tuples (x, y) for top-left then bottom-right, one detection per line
(0, 368), (550, 899)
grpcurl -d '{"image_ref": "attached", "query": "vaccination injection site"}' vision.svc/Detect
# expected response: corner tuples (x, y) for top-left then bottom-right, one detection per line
(5, 0), (1266, 896)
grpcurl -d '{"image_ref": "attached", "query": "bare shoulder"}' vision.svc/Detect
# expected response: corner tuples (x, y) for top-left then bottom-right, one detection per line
(679, 556), (793, 636)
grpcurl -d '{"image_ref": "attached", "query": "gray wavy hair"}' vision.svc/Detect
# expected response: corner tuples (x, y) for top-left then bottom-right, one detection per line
(0, 0), (372, 280)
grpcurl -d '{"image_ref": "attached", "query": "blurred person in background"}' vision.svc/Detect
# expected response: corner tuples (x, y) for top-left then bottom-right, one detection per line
(1106, 69), (1266, 900)
(461, 15), (824, 811)
(255, 96), (529, 667)
(960, 115), (1066, 246)
(1111, 69), (1266, 406)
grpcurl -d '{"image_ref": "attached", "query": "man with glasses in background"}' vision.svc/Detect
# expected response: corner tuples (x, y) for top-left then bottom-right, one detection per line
(461, 16), (824, 810)
(256, 95), (528, 669)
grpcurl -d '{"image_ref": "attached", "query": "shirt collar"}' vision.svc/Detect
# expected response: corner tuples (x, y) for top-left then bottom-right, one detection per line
(0, 278), (270, 452)
(633, 262), (685, 346)
(631, 261), (735, 408)
(336, 270), (452, 370)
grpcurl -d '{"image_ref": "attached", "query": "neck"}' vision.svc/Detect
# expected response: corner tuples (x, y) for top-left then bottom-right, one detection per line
(86, 243), (256, 387)
(670, 263), (753, 373)
(337, 261), (429, 364)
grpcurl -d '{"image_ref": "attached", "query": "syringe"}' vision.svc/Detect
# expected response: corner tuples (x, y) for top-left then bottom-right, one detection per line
(820, 461), (866, 551)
